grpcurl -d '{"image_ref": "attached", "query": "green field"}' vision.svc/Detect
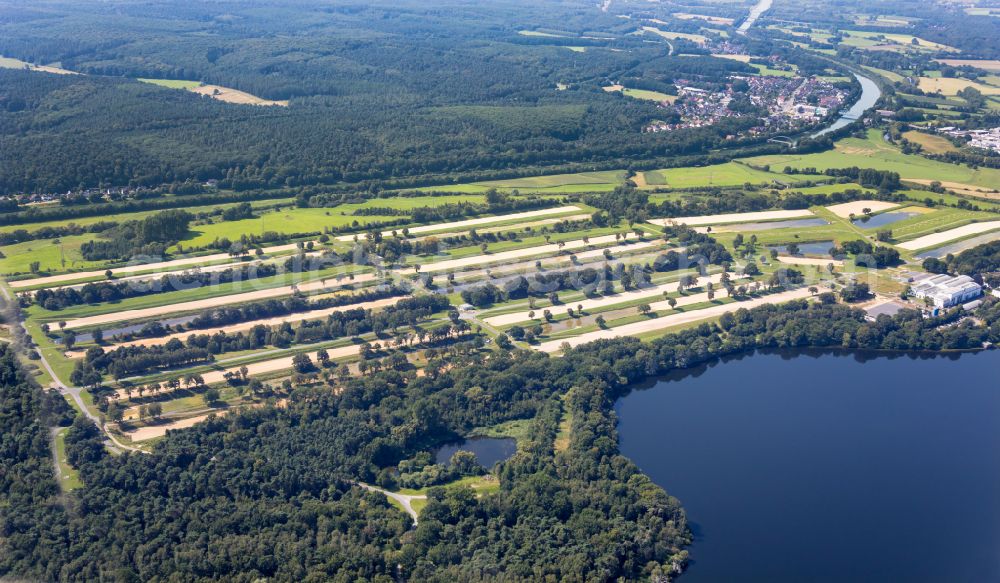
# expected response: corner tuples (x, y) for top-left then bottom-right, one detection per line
(0, 197), (294, 235)
(621, 88), (675, 102)
(0, 234), (106, 275)
(751, 64), (798, 77)
(643, 162), (807, 189)
(175, 195), (484, 248)
(138, 78), (203, 89)
(745, 130), (1000, 189)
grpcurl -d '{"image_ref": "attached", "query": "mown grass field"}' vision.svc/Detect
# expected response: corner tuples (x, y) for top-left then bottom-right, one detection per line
(0, 234), (105, 275)
(902, 131), (959, 155)
(745, 130), (1000, 189)
(620, 88), (676, 102)
(917, 76), (1000, 96)
(643, 162), (807, 188)
(138, 78), (203, 89)
(175, 195), (484, 248)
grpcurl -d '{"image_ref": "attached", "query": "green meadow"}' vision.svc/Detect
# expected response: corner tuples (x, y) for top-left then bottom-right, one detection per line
(745, 130), (1000, 189)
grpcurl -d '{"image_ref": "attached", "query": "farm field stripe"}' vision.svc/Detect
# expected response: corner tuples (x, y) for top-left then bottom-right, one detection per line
(76, 296), (406, 353)
(414, 233), (636, 274)
(334, 206), (582, 242)
(483, 273), (725, 327)
(10, 242), (311, 289)
(825, 200), (900, 218)
(535, 287), (814, 353)
(897, 221), (1000, 250)
(198, 344), (361, 386)
(453, 240), (667, 281)
(61, 273), (376, 329)
(649, 209), (813, 227)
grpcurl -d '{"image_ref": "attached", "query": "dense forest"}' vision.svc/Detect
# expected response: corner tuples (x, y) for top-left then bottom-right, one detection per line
(0, 0), (777, 195)
(5, 287), (1000, 581)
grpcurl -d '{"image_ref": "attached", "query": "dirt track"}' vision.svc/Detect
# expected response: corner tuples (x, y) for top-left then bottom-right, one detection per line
(535, 286), (814, 353)
(62, 273), (375, 329)
(125, 413), (213, 441)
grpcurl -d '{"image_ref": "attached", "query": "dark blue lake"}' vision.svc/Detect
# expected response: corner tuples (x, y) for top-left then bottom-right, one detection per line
(435, 436), (516, 469)
(616, 349), (1000, 582)
(852, 211), (918, 228)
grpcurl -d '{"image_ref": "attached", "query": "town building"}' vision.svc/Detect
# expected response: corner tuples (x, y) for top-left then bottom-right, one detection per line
(910, 274), (982, 308)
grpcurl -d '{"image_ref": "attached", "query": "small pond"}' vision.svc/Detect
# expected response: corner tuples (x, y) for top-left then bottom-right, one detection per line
(435, 436), (517, 469)
(768, 240), (834, 256)
(852, 211), (918, 228)
(721, 218), (829, 232)
(915, 231), (1000, 260)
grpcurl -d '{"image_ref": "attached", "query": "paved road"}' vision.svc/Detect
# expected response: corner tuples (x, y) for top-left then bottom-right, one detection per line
(0, 282), (145, 454)
(357, 482), (426, 525)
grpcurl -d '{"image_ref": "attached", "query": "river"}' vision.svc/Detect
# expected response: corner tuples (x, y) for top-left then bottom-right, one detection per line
(811, 73), (882, 138)
(737, 0), (773, 33)
(616, 349), (1000, 582)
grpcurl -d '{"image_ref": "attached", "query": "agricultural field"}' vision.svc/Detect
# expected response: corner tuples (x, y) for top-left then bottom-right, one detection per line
(138, 78), (288, 105)
(902, 131), (960, 154)
(604, 85), (677, 102)
(641, 162), (807, 188)
(745, 130), (1000, 190)
(642, 26), (709, 44)
(8, 111), (1000, 463)
(917, 76), (1000, 96)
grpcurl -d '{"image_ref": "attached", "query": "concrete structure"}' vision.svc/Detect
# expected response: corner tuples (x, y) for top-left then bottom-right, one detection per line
(911, 274), (982, 308)
(865, 301), (907, 321)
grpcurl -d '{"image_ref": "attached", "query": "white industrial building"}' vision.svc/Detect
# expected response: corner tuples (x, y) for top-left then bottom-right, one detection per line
(911, 274), (982, 308)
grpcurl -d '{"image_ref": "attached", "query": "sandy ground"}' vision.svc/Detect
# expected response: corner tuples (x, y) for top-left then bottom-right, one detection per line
(453, 240), (667, 282)
(198, 344), (362, 385)
(11, 242), (308, 289)
(898, 221), (1000, 251)
(650, 210), (814, 227)
(414, 233), (634, 274)
(191, 85), (288, 106)
(535, 286), (814, 353)
(410, 214), (592, 242)
(62, 273), (376, 329)
(483, 273), (724, 327)
(38, 253), (325, 294)
(125, 413), (213, 441)
(84, 295), (406, 352)
(334, 206), (582, 242)
(934, 59), (1000, 72)
(825, 200), (900, 218)
(776, 256), (844, 267)
(905, 179), (1000, 199)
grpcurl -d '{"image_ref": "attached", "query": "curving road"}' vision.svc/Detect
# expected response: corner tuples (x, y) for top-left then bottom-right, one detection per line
(357, 482), (426, 525)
